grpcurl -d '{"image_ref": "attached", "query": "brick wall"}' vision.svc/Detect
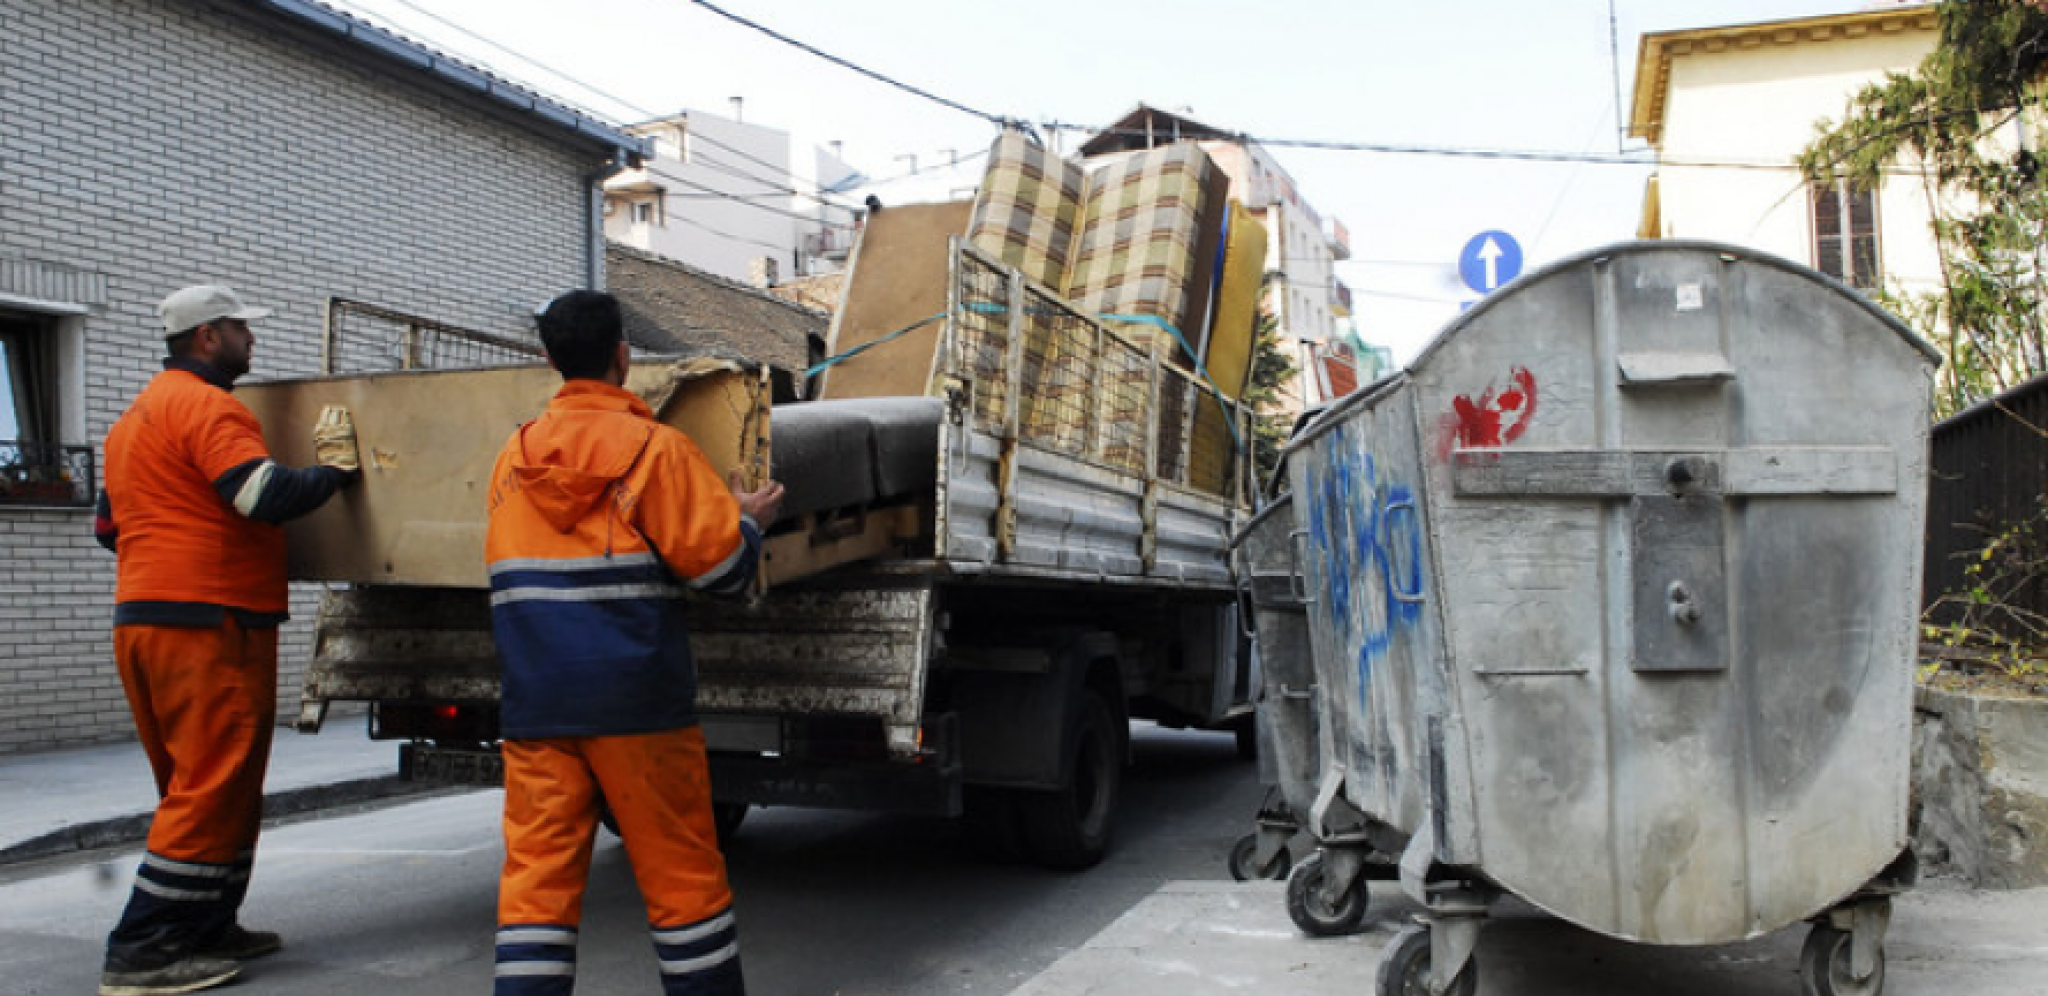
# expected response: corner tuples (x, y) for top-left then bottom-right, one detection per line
(0, 0), (609, 753)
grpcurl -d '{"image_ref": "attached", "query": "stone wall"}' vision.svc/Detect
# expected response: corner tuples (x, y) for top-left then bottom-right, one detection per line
(1912, 684), (2048, 889)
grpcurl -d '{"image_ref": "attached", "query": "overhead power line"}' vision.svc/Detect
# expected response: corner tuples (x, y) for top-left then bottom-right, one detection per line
(684, 0), (1016, 128)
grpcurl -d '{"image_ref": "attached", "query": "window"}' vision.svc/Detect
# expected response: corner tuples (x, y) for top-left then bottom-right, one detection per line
(633, 200), (658, 226)
(0, 311), (91, 507)
(1812, 181), (1880, 289)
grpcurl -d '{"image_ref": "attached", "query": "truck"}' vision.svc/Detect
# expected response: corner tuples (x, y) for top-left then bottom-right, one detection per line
(250, 214), (1262, 868)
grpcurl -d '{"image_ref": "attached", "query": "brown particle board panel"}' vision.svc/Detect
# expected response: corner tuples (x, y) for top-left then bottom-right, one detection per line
(818, 200), (974, 400)
(237, 361), (769, 588)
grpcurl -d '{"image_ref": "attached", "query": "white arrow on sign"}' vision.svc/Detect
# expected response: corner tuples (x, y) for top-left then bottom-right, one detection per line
(1477, 236), (1503, 291)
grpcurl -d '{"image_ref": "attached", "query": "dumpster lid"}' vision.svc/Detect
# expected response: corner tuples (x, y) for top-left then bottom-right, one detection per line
(1411, 239), (1942, 372)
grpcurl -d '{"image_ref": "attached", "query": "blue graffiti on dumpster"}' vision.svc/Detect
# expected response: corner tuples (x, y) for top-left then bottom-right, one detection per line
(1304, 425), (1425, 701)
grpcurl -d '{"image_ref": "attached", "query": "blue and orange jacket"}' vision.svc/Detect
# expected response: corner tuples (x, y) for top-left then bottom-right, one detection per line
(485, 380), (760, 739)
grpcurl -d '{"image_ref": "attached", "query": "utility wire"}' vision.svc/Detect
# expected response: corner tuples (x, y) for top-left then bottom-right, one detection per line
(683, 0), (1015, 127)
(643, 163), (859, 228)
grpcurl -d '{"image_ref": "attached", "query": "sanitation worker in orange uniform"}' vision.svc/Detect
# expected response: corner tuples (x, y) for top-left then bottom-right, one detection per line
(95, 284), (361, 996)
(485, 290), (782, 996)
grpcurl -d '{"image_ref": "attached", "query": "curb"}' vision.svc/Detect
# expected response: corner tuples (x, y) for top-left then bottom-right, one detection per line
(0, 775), (447, 867)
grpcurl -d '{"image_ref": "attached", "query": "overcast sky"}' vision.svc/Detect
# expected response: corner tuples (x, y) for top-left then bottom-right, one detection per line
(330, 0), (1868, 361)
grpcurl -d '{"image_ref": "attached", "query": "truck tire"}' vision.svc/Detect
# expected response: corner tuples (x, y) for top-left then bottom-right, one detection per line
(712, 801), (748, 845)
(1017, 690), (1123, 869)
(962, 785), (1026, 863)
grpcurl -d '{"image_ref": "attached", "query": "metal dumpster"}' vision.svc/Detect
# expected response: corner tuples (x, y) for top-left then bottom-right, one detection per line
(1224, 496), (1321, 884)
(1276, 241), (1938, 996)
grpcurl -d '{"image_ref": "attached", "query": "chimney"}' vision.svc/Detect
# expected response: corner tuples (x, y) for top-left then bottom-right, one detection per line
(729, 96), (743, 122)
(748, 256), (779, 289)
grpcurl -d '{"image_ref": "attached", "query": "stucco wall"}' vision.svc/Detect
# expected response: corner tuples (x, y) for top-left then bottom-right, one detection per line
(1654, 22), (1942, 298)
(0, 0), (603, 753)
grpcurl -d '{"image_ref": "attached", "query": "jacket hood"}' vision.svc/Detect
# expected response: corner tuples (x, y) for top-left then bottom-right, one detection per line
(510, 381), (656, 533)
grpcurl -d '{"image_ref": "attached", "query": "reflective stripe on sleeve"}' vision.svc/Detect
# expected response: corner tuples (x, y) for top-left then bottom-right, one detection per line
(687, 535), (747, 590)
(230, 460), (277, 517)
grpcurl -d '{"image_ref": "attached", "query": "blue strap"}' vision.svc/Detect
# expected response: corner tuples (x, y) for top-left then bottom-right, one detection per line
(806, 312), (946, 378)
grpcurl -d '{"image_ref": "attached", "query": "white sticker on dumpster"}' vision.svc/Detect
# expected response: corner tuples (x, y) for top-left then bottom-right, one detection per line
(1675, 283), (1704, 311)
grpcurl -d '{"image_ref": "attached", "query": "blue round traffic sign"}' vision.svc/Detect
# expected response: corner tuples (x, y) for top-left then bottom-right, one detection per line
(1459, 230), (1523, 294)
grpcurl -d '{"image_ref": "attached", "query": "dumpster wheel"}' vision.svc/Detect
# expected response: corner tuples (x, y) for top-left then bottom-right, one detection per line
(1285, 851), (1369, 936)
(1801, 923), (1886, 996)
(1228, 832), (1292, 881)
(1377, 923), (1477, 996)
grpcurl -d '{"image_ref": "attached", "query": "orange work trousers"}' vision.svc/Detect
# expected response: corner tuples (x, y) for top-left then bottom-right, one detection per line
(106, 618), (277, 964)
(116, 619), (277, 864)
(499, 727), (732, 926)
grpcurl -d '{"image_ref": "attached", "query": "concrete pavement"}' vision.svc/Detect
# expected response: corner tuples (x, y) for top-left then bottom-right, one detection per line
(0, 709), (428, 866)
(6, 725), (2047, 995)
(1010, 878), (2048, 996)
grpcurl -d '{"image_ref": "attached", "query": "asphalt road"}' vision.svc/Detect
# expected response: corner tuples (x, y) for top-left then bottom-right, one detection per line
(0, 722), (1263, 996)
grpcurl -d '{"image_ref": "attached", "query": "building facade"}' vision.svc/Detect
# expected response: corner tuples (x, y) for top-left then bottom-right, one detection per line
(603, 110), (863, 286)
(0, 0), (645, 753)
(1628, 4), (1942, 297)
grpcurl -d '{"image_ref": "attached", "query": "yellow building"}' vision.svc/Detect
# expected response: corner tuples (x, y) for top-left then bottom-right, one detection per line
(1629, 3), (1941, 297)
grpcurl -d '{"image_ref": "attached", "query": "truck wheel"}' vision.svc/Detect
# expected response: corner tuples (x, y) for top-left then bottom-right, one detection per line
(962, 786), (1026, 863)
(712, 802), (748, 845)
(1017, 690), (1123, 869)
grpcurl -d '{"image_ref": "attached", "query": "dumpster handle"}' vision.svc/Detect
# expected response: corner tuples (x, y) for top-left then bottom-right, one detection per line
(1287, 529), (1313, 604)
(1384, 499), (1426, 604)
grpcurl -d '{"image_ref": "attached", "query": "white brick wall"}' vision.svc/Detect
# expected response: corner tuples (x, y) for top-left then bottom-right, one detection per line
(0, 0), (612, 753)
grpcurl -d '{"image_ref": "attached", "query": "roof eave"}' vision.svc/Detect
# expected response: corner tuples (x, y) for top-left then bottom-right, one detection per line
(251, 0), (653, 161)
(1629, 4), (1938, 152)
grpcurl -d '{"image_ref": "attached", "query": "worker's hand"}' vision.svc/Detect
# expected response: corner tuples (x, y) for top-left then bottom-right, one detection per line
(729, 470), (785, 527)
(312, 405), (361, 474)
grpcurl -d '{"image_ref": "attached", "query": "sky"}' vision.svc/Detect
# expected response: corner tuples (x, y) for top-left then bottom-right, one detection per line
(330, 0), (1865, 362)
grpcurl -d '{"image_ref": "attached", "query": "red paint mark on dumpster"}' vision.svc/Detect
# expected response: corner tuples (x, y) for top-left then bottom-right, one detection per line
(1435, 366), (1538, 460)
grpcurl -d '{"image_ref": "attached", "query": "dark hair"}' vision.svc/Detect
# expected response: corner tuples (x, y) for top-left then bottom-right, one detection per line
(165, 329), (199, 358)
(537, 290), (624, 381)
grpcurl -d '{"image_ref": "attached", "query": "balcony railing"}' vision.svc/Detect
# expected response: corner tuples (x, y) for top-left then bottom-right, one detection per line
(0, 441), (95, 508)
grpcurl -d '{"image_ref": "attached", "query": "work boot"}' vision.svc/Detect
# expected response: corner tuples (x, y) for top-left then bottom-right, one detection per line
(98, 954), (240, 996)
(196, 924), (283, 961)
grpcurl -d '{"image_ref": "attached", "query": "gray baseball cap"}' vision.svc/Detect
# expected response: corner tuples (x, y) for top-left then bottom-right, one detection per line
(157, 284), (272, 338)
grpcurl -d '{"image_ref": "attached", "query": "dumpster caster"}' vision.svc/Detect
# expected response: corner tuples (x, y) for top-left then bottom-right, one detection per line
(1228, 831), (1292, 881)
(1802, 900), (1891, 996)
(1286, 851), (1369, 936)
(1377, 923), (1476, 996)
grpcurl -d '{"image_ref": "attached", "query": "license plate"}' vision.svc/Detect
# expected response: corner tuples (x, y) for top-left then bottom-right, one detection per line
(405, 745), (504, 784)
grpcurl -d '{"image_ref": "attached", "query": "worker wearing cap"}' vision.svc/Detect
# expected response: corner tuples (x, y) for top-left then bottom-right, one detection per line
(485, 290), (781, 996)
(95, 284), (362, 996)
